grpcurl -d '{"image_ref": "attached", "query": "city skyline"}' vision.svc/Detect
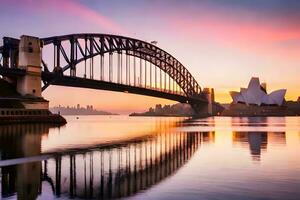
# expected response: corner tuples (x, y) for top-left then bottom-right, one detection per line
(1, 0), (300, 113)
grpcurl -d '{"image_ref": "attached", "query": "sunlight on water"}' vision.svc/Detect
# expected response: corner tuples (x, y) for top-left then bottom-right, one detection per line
(42, 116), (186, 153)
(0, 116), (299, 200)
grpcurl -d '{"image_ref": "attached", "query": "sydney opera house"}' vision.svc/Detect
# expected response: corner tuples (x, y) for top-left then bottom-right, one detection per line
(230, 77), (286, 106)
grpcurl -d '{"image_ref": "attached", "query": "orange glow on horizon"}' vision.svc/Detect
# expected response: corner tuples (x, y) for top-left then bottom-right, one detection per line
(44, 84), (299, 114)
(44, 86), (176, 114)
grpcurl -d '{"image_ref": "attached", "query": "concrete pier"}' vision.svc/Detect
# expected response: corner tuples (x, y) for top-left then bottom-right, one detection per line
(0, 36), (66, 124)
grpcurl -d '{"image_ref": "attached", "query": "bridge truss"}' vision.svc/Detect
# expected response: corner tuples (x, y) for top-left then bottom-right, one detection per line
(0, 34), (207, 104)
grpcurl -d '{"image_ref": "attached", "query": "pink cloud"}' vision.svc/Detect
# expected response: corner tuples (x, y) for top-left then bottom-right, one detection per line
(58, 0), (126, 34)
(168, 10), (300, 58)
(3, 0), (126, 34)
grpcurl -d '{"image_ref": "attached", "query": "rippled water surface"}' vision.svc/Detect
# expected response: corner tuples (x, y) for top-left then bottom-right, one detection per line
(0, 116), (299, 200)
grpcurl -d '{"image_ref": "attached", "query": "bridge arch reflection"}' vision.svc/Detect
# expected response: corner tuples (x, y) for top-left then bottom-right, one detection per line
(0, 121), (212, 199)
(44, 131), (202, 199)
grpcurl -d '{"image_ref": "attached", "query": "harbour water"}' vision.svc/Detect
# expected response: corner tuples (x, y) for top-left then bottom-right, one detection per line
(0, 116), (299, 200)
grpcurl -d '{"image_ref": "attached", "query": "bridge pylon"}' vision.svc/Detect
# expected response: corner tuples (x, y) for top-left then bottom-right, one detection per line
(190, 88), (215, 116)
(16, 35), (43, 98)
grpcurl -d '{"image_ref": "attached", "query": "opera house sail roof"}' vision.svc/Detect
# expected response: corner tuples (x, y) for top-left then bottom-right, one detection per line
(230, 77), (286, 106)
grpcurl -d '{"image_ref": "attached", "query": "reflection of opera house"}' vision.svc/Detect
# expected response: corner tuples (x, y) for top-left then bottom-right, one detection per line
(223, 77), (288, 116)
(230, 77), (286, 106)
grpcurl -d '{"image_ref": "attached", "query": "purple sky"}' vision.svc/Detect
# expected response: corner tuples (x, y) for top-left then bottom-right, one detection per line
(1, 0), (299, 113)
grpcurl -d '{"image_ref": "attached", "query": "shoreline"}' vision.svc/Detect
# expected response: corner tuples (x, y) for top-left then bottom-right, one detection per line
(129, 113), (193, 117)
(129, 113), (300, 117)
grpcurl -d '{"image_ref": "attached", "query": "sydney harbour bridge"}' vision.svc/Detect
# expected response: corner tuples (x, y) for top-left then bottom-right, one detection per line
(0, 34), (210, 114)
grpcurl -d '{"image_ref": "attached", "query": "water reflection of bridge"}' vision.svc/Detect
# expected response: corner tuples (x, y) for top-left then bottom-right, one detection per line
(44, 131), (202, 199)
(0, 123), (214, 199)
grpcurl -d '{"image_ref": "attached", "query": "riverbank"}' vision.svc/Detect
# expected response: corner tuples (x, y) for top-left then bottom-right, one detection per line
(221, 102), (300, 117)
(129, 112), (193, 117)
(129, 103), (195, 117)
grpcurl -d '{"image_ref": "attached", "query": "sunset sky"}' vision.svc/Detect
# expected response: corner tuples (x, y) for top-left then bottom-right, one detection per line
(1, 0), (299, 113)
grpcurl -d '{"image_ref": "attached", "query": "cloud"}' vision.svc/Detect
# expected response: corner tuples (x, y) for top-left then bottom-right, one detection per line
(58, 0), (126, 34)
(165, 5), (300, 58)
(2, 0), (126, 34)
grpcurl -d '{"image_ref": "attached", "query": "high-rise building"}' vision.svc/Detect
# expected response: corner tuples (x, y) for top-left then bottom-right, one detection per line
(155, 104), (162, 113)
(148, 107), (154, 113)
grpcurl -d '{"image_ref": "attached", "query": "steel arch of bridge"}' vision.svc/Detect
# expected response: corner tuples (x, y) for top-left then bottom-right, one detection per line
(40, 33), (202, 98)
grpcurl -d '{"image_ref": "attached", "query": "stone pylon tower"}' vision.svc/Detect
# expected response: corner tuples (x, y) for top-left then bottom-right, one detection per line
(16, 35), (42, 97)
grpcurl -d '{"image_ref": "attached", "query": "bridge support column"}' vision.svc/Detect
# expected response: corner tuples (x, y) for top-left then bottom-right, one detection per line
(16, 35), (42, 97)
(191, 88), (215, 117)
(203, 88), (214, 115)
(16, 35), (49, 109)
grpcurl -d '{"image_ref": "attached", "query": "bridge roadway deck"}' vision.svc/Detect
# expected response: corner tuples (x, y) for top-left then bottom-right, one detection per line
(0, 68), (206, 104)
(42, 72), (207, 104)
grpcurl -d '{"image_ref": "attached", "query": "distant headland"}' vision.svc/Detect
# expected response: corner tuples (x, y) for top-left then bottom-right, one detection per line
(130, 103), (195, 117)
(50, 104), (118, 115)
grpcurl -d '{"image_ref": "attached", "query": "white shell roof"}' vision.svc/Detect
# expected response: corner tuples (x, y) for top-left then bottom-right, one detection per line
(230, 77), (286, 106)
